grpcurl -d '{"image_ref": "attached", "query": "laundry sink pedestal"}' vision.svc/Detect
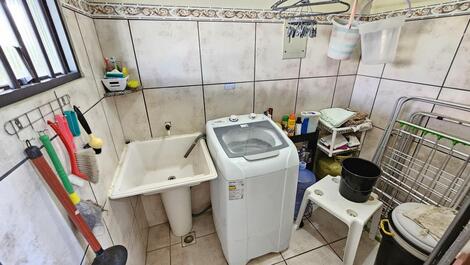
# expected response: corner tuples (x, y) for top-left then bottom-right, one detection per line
(160, 186), (193, 236)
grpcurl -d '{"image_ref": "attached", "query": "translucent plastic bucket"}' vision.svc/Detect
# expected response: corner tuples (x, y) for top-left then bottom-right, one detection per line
(327, 17), (360, 60)
(358, 16), (406, 64)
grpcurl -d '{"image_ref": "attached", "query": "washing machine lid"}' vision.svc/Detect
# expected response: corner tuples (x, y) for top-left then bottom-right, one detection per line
(213, 120), (289, 159)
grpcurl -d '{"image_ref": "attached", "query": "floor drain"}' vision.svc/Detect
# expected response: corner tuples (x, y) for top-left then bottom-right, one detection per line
(181, 231), (196, 247)
(168, 176), (176, 180)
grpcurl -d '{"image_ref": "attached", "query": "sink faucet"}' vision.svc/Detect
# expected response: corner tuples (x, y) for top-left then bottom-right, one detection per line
(164, 121), (172, 136)
(184, 133), (206, 158)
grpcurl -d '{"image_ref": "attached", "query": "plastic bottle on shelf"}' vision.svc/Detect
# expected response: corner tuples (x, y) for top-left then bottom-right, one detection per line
(295, 117), (302, 135)
(287, 113), (296, 137)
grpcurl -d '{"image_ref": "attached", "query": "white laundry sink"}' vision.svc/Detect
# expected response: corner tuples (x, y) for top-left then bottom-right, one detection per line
(109, 133), (217, 236)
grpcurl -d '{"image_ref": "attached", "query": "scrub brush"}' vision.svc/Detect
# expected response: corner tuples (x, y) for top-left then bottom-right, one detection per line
(39, 134), (102, 229)
(48, 119), (100, 184)
(74, 105), (103, 154)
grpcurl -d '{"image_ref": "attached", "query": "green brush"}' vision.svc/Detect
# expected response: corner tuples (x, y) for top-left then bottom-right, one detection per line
(39, 134), (101, 229)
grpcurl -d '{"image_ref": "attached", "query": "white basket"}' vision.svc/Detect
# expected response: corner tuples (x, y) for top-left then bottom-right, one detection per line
(102, 76), (128, 91)
(301, 111), (321, 133)
(327, 17), (360, 60)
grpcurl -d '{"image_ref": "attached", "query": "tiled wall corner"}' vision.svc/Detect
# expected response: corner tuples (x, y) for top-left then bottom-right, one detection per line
(351, 15), (470, 159)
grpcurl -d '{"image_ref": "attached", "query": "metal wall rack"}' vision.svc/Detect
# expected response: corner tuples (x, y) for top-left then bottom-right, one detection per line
(3, 94), (71, 139)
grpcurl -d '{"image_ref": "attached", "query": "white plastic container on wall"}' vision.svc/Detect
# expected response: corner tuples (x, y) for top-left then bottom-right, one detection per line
(358, 16), (406, 64)
(327, 0), (360, 60)
(327, 17), (360, 60)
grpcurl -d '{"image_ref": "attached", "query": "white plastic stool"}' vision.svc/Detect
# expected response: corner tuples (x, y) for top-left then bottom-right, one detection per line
(294, 175), (383, 265)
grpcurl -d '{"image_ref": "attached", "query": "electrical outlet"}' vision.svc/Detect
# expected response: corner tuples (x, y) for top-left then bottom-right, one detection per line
(224, 83), (236, 90)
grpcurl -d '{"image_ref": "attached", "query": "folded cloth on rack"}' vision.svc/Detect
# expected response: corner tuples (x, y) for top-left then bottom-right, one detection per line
(320, 108), (356, 128)
(320, 134), (348, 149)
(343, 111), (369, 127)
(351, 120), (373, 132)
(403, 204), (456, 240)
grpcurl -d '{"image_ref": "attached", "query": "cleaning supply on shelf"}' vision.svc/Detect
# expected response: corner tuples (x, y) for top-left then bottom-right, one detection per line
(320, 108), (356, 128)
(74, 105), (103, 155)
(127, 79), (140, 90)
(294, 161), (316, 220)
(287, 113), (296, 137)
(105, 69), (124, 78)
(301, 111), (321, 133)
(25, 142), (128, 265)
(39, 134), (102, 229)
(121, 67), (128, 77)
(281, 115), (289, 131)
(295, 117), (302, 135)
(48, 119), (100, 184)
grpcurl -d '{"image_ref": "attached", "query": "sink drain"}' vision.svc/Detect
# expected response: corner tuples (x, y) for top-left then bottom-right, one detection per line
(168, 176), (176, 180)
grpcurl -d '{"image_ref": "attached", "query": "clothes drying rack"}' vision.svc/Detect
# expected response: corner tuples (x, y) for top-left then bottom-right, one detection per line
(372, 97), (470, 213)
(371, 97), (470, 265)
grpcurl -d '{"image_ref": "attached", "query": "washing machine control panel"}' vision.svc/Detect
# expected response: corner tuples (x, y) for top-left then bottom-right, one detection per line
(208, 114), (269, 128)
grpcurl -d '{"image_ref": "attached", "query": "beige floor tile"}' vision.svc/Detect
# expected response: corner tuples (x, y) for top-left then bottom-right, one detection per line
(308, 208), (349, 243)
(285, 246), (342, 265)
(248, 252), (283, 265)
(146, 247), (170, 265)
(171, 210), (216, 245)
(170, 234), (227, 265)
(330, 232), (380, 265)
(147, 223), (170, 251)
(282, 219), (327, 259)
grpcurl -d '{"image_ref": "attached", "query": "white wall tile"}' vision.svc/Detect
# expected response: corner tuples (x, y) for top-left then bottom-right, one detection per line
(370, 79), (440, 129)
(255, 23), (300, 80)
(359, 127), (384, 160)
(199, 22), (255, 83)
(332, 76), (356, 108)
(95, 19), (140, 83)
(145, 86), (205, 137)
(357, 61), (384, 77)
(0, 164), (85, 265)
(204, 82), (254, 121)
(382, 16), (469, 85)
(75, 14), (105, 95)
(300, 25), (340, 78)
(296, 77), (336, 113)
(103, 198), (135, 246)
(427, 88), (470, 153)
(349, 76), (380, 115)
(338, 47), (360, 75)
(130, 20), (202, 87)
(114, 91), (152, 140)
(62, 9), (93, 79)
(254, 79), (298, 121)
(445, 25), (470, 91)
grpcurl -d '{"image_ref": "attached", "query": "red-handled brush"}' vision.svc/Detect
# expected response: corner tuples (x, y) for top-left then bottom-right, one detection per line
(48, 118), (99, 184)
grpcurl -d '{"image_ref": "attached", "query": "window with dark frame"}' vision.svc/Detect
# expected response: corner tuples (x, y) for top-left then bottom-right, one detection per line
(0, 0), (80, 108)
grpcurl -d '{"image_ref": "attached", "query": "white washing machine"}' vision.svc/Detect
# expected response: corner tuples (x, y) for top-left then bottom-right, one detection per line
(206, 113), (299, 265)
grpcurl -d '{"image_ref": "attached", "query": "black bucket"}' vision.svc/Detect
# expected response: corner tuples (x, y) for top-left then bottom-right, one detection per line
(339, 158), (381, 203)
(374, 215), (427, 265)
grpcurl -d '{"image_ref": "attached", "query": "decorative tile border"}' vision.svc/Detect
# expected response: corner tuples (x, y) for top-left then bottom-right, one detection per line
(61, 0), (470, 22)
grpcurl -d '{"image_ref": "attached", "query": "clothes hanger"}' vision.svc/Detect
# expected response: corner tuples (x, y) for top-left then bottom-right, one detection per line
(271, 0), (351, 18)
